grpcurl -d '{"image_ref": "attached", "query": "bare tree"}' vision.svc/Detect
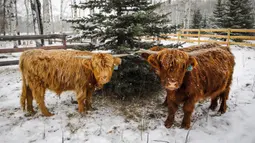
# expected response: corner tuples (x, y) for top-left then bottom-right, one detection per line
(8, 0), (18, 48)
(30, 0), (37, 35)
(49, 0), (55, 34)
(1, 0), (7, 35)
(14, 0), (21, 45)
(60, 0), (64, 33)
(30, 0), (44, 46)
(34, 0), (44, 45)
(24, 0), (30, 35)
(43, 0), (52, 44)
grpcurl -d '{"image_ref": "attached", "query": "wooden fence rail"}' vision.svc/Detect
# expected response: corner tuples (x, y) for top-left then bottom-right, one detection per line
(0, 34), (67, 41)
(0, 34), (88, 66)
(0, 44), (89, 66)
(0, 34), (67, 47)
(145, 29), (255, 47)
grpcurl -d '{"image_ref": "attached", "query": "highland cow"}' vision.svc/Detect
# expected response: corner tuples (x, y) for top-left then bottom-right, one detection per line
(143, 47), (235, 129)
(19, 49), (124, 116)
(141, 43), (232, 106)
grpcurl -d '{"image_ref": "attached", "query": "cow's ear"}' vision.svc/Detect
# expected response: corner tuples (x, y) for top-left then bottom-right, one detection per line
(188, 56), (198, 69)
(148, 54), (160, 70)
(83, 61), (93, 71)
(114, 58), (121, 66)
(141, 53), (150, 60)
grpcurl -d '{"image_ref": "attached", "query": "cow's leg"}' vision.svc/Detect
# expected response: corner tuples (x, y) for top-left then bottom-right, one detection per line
(26, 86), (35, 114)
(218, 87), (230, 114)
(162, 95), (168, 106)
(181, 100), (195, 129)
(165, 99), (178, 128)
(209, 96), (219, 111)
(32, 86), (53, 117)
(76, 90), (87, 113)
(86, 89), (93, 110)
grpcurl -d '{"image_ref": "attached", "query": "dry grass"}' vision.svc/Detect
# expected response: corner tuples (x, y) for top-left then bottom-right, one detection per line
(92, 89), (168, 130)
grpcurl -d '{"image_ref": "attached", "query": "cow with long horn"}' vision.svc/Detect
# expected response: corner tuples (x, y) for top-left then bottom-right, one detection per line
(141, 47), (235, 129)
(19, 49), (126, 116)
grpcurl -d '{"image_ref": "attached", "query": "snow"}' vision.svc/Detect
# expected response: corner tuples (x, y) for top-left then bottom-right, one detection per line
(0, 44), (255, 143)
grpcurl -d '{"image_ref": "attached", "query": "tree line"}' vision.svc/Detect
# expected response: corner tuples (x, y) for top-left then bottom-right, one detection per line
(191, 0), (254, 29)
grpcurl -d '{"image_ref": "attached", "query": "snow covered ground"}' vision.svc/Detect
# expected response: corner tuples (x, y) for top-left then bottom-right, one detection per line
(0, 44), (255, 143)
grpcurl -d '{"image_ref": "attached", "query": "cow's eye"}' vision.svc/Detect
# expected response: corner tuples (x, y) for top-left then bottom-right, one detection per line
(183, 65), (186, 70)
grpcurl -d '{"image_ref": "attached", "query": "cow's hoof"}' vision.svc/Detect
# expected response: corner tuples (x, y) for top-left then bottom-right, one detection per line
(86, 105), (97, 111)
(209, 104), (217, 111)
(71, 100), (78, 104)
(181, 122), (190, 129)
(44, 113), (54, 117)
(90, 107), (98, 111)
(218, 108), (226, 114)
(43, 112), (54, 117)
(79, 111), (87, 117)
(164, 120), (173, 128)
(24, 111), (36, 117)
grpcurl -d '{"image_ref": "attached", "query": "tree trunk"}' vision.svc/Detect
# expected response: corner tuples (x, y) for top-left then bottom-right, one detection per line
(49, 0), (55, 43)
(24, 0), (29, 35)
(30, 0), (38, 35)
(30, 0), (41, 47)
(9, 0), (18, 48)
(3, 0), (6, 35)
(43, 0), (52, 44)
(14, 0), (21, 45)
(24, 1), (30, 46)
(34, 0), (44, 45)
(60, 0), (64, 33)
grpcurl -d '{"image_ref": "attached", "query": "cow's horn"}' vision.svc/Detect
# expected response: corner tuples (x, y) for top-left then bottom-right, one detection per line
(75, 56), (93, 59)
(112, 54), (130, 58)
(136, 49), (159, 54)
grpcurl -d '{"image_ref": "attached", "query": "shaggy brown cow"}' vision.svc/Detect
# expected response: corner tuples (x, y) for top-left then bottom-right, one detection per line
(144, 47), (235, 129)
(20, 49), (123, 116)
(141, 43), (231, 106)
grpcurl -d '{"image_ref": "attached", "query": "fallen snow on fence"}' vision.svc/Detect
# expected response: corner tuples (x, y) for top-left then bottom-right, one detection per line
(0, 45), (255, 143)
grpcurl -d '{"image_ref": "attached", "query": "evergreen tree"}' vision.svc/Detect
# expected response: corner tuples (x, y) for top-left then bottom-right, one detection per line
(67, 0), (177, 51)
(224, 0), (243, 28)
(201, 14), (208, 28)
(224, 0), (254, 29)
(212, 0), (227, 28)
(191, 9), (202, 29)
(66, 0), (182, 99)
(239, 0), (254, 29)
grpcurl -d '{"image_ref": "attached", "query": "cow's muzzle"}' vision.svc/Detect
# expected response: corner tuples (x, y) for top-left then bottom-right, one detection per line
(165, 82), (178, 91)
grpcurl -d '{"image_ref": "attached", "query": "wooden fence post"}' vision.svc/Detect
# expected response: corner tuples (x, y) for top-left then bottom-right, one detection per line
(177, 31), (181, 43)
(227, 29), (231, 47)
(198, 29), (201, 45)
(62, 34), (67, 48)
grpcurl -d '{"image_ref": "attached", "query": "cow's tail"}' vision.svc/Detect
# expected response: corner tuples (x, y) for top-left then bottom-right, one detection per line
(19, 57), (31, 111)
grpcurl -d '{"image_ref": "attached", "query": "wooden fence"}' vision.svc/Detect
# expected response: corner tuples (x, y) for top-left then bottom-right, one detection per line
(0, 34), (70, 66)
(0, 29), (255, 66)
(0, 34), (67, 53)
(145, 29), (255, 47)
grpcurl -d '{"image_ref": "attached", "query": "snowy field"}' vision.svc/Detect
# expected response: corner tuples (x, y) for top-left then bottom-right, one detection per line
(0, 43), (255, 143)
